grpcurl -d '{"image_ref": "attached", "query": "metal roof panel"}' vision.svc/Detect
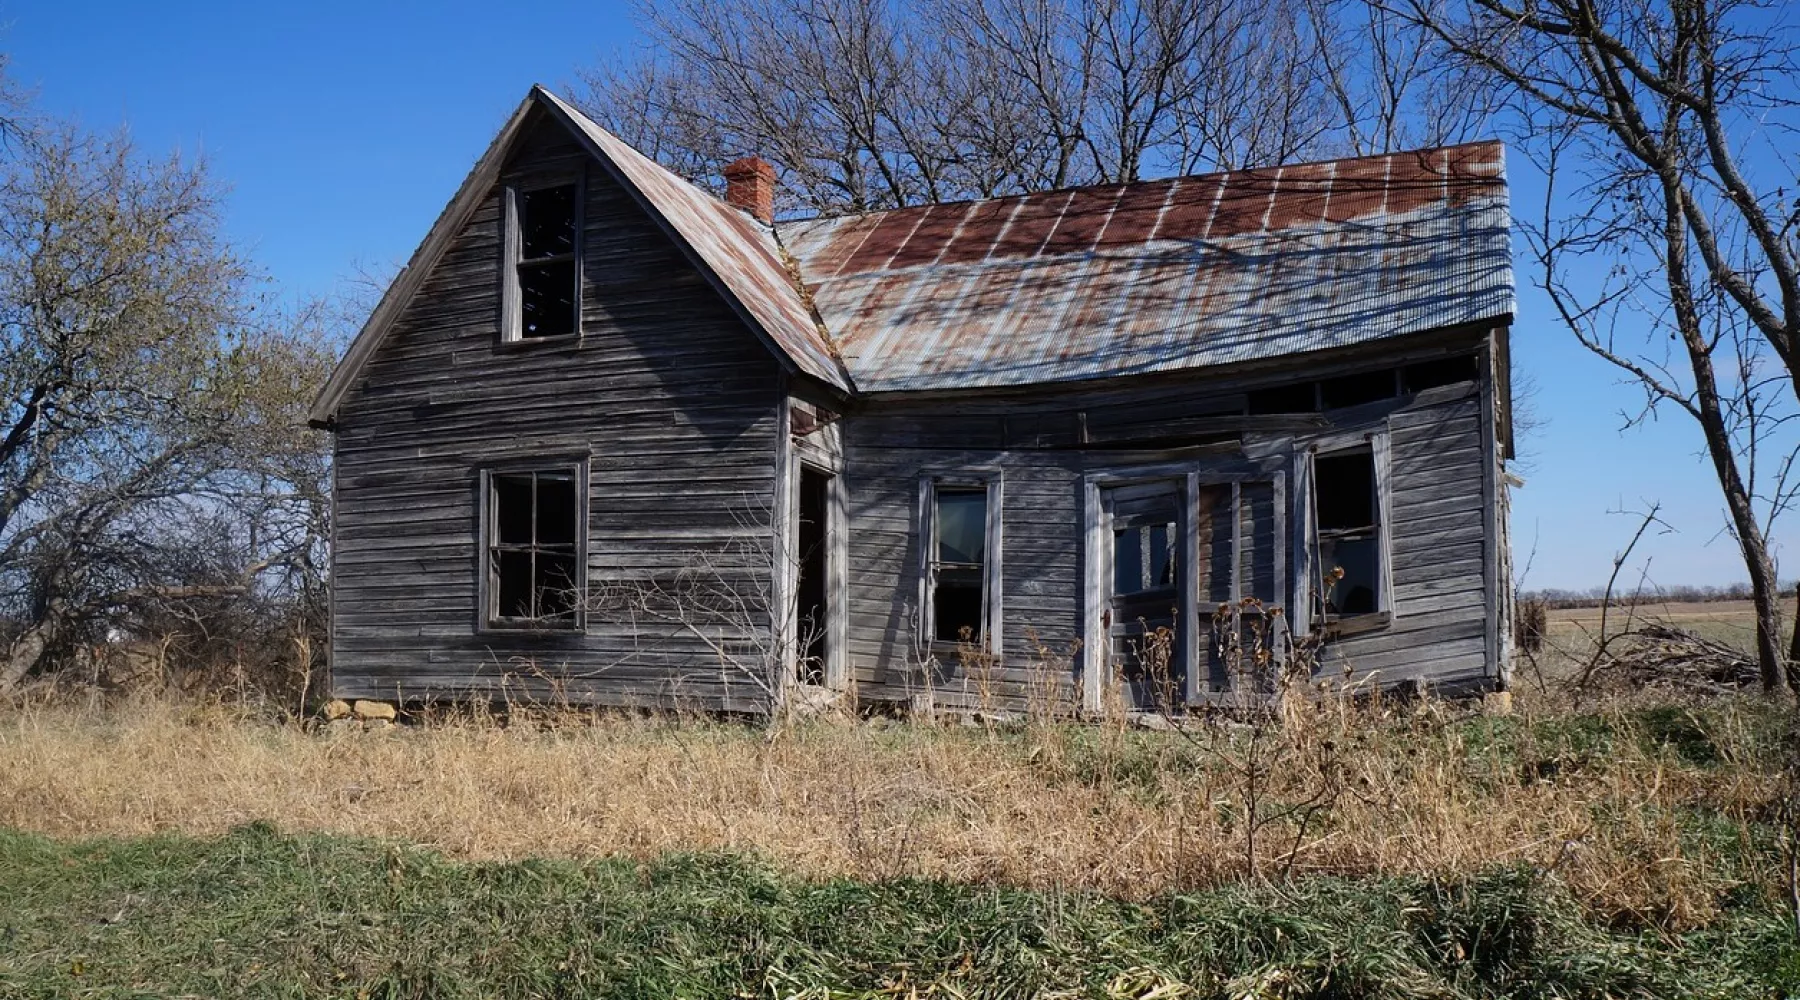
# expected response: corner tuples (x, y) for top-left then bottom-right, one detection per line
(778, 141), (1513, 393)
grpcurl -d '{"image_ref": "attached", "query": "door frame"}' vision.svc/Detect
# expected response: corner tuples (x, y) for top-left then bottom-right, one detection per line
(1097, 479), (1189, 711)
(1082, 456), (1288, 713)
(784, 409), (849, 694)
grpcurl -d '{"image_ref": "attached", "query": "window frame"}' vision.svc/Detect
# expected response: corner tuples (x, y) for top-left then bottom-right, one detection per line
(500, 171), (585, 345)
(918, 473), (1004, 658)
(1302, 431), (1394, 635)
(477, 458), (589, 633)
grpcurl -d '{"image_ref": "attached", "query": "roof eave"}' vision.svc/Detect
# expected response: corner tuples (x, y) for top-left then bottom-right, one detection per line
(308, 93), (541, 427)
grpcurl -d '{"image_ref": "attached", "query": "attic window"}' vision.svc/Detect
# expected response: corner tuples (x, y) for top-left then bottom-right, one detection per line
(1319, 369), (1399, 409)
(1247, 381), (1318, 415)
(504, 181), (581, 341)
(1403, 355), (1479, 392)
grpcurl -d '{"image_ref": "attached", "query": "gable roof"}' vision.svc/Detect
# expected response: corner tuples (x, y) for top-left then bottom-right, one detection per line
(312, 89), (1512, 423)
(309, 87), (849, 425)
(534, 90), (850, 393)
(778, 142), (1513, 394)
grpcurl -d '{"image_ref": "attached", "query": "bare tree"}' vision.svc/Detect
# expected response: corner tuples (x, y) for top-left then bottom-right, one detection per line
(578, 0), (1479, 215)
(0, 116), (335, 696)
(1388, 0), (1800, 694)
(1306, 0), (1495, 154)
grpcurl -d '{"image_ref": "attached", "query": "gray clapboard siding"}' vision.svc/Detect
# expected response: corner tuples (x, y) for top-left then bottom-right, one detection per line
(839, 336), (1503, 709)
(330, 112), (786, 707)
(1322, 390), (1491, 686)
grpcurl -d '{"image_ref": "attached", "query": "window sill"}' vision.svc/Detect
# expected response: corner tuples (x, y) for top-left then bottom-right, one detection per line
(1319, 611), (1392, 638)
(927, 641), (999, 662)
(495, 332), (583, 351)
(479, 620), (586, 636)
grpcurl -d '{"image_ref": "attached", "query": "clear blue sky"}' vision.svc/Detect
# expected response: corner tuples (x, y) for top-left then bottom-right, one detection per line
(9, 0), (1788, 591)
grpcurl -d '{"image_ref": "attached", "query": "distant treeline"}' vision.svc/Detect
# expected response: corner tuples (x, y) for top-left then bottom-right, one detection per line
(1519, 583), (1794, 609)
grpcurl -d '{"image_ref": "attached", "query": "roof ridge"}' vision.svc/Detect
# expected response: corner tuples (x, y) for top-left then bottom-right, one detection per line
(776, 138), (1506, 229)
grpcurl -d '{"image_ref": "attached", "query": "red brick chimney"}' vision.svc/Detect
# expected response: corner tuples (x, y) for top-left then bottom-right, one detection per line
(722, 156), (776, 224)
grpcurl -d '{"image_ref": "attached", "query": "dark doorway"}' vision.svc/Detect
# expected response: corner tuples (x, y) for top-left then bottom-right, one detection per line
(795, 466), (832, 685)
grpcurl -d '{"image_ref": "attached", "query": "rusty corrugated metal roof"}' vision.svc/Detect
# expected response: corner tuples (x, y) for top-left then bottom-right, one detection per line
(315, 92), (1511, 423)
(779, 143), (1512, 394)
(543, 91), (853, 393)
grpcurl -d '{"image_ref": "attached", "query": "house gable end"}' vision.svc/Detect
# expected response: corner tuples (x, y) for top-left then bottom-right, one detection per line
(311, 87), (846, 427)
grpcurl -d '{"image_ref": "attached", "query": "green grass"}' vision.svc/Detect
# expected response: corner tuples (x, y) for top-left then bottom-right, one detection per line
(2, 824), (1795, 999)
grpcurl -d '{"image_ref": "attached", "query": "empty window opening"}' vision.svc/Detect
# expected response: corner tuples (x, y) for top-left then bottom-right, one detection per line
(1403, 355), (1478, 393)
(795, 466), (832, 684)
(1247, 381), (1319, 415)
(515, 183), (578, 339)
(488, 470), (581, 626)
(1314, 450), (1380, 617)
(1113, 521), (1178, 596)
(931, 487), (988, 644)
(1319, 369), (1399, 409)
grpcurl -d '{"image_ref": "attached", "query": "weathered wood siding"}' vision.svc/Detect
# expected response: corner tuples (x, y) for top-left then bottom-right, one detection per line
(839, 333), (1505, 709)
(1322, 391), (1491, 690)
(330, 111), (785, 710)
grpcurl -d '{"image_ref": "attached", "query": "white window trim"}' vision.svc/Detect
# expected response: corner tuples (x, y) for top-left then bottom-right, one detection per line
(476, 456), (590, 633)
(917, 473), (1004, 659)
(500, 170), (586, 344)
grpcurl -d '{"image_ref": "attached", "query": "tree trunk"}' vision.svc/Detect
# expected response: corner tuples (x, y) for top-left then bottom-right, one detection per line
(0, 617), (55, 695)
(1655, 141), (1790, 695)
(1789, 584), (1800, 697)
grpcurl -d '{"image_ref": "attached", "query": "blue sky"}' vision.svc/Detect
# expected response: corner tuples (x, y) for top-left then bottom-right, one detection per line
(9, 0), (1789, 591)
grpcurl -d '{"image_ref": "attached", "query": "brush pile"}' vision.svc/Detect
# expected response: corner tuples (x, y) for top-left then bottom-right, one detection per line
(1590, 623), (1760, 694)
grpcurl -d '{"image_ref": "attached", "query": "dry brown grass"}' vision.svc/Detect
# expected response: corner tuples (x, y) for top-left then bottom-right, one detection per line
(3, 687), (1790, 935)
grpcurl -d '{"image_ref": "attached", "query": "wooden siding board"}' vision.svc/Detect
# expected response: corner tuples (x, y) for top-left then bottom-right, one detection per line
(330, 116), (785, 710)
(841, 371), (1495, 705)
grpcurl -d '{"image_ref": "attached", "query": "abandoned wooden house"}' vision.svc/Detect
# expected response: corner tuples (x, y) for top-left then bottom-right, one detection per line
(309, 86), (1518, 714)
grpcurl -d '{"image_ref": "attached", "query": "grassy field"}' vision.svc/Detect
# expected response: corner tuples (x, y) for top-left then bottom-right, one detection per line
(3, 824), (1795, 999)
(3, 688), (1800, 996)
(1546, 599), (1774, 647)
(3, 601), (1799, 996)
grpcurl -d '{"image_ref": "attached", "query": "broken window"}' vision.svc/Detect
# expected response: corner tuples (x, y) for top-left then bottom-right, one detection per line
(930, 485), (990, 645)
(509, 182), (579, 340)
(485, 468), (583, 627)
(1319, 369), (1399, 409)
(1113, 520), (1178, 596)
(1402, 355), (1478, 393)
(1313, 449), (1382, 618)
(1247, 381), (1319, 415)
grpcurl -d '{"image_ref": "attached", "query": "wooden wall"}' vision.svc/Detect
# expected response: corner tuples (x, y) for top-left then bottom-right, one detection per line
(326, 107), (1509, 713)
(837, 331), (1505, 710)
(330, 110), (786, 711)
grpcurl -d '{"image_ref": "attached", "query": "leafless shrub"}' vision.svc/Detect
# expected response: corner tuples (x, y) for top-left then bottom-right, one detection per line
(1515, 596), (1548, 654)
